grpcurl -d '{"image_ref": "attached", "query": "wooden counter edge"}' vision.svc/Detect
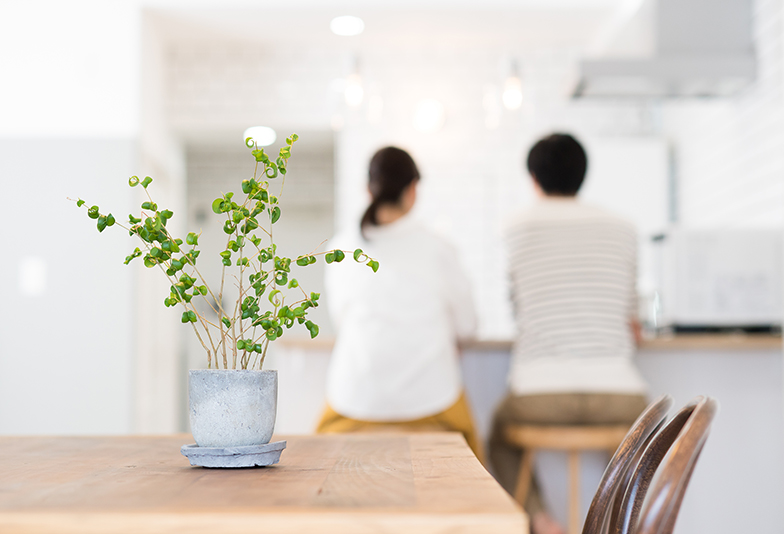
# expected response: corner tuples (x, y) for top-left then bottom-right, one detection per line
(0, 510), (527, 534)
(278, 335), (782, 352)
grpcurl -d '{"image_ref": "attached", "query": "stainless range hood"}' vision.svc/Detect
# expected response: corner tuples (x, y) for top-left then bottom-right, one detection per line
(573, 0), (756, 98)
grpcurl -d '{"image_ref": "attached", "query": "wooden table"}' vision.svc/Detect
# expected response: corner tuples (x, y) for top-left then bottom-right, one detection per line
(0, 433), (527, 534)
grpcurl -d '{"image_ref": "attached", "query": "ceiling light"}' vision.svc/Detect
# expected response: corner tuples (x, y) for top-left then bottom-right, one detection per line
(345, 73), (364, 107)
(502, 76), (523, 110)
(413, 99), (446, 133)
(330, 16), (365, 37)
(243, 126), (277, 147)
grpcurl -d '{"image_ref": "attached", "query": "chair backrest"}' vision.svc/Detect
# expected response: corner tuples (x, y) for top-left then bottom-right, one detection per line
(581, 394), (673, 534)
(636, 397), (718, 534)
(612, 396), (718, 534)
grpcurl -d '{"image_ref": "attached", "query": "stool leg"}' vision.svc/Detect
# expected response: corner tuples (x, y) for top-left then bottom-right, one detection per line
(568, 451), (580, 534)
(514, 449), (535, 507)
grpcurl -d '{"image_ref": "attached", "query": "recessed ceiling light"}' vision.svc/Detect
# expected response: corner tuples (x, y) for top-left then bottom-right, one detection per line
(330, 16), (365, 37)
(243, 126), (276, 147)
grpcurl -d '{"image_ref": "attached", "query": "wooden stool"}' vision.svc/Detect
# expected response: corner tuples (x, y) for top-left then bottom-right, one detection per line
(504, 424), (630, 534)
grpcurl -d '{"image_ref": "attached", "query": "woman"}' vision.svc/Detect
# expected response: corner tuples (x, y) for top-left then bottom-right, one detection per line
(316, 146), (482, 458)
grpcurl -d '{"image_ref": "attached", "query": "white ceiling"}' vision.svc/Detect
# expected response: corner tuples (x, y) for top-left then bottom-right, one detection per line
(147, 1), (623, 50)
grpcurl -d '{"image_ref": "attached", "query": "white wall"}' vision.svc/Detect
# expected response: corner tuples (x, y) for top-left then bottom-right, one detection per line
(0, 1), (140, 137)
(662, 0), (784, 228)
(0, 139), (136, 434)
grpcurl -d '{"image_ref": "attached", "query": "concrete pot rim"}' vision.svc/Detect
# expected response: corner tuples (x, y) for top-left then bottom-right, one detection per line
(189, 369), (277, 373)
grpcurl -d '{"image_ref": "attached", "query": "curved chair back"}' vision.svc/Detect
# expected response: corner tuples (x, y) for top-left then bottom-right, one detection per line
(636, 396), (718, 534)
(581, 394), (673, 534)
(613, 396), (718, 534)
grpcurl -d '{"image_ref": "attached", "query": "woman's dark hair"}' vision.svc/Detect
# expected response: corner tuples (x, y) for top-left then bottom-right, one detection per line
(526, 133), (587, 196)
(360, 146), (420, 236)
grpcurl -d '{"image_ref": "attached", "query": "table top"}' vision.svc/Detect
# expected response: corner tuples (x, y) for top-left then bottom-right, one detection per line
(0, 433), (526, 534)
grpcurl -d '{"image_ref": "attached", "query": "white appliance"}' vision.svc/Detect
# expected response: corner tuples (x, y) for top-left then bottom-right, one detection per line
(651, 230), (783, 330)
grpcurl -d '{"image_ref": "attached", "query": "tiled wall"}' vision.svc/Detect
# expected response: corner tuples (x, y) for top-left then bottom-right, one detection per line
(663, 0), (784, 228)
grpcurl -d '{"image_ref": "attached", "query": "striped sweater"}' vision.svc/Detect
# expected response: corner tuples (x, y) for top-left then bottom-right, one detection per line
(505, 198), (647, 395)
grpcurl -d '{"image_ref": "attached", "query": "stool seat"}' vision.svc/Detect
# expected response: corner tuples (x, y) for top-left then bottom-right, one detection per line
(504, 423), (631, 534)
(504, 424), (630, 451)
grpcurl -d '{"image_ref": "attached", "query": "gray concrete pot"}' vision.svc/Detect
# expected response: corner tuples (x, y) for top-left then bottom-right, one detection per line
(188, 369), (278, 448)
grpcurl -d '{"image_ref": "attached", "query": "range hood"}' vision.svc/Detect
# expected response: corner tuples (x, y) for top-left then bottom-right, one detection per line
(573, 0), (756, 98)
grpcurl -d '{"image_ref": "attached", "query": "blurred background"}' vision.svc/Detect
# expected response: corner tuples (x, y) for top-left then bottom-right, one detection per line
(1, 0), (783, 532)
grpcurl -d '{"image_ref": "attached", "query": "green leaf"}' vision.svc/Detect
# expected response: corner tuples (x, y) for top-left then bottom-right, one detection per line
(305, 320), (319, 339)
(181, 312), (190, 324)
(160, 209), (173, 220)
(97, 216), (107, 232)
(129, 176), (140, 187)
(211, 198), (223, 214)
(123, 247), (142, 265)
(245, 136), (255, 148)
(265, 163), (278, 179)
(129, 214), (141, 224)
(242, 179), (252, 194)
(270, 206), (281, 224)
(275, 272), (288, 285)
(223, 221), (236, 234)
(186, 232), (199, 246)
(188, 310), (198, 323)
(141, 201), (157, 211)
(325, 252), (335, 264)
(105, 214), (115, 227)
(141, 176), (153, 189)
(353, 248), (363, 261)
(150, 247), (161, 258)
(197, 285), (207, 296)
(334, 250), (345, 262)
(220, 250), (231, 259)
(268, 289), (282, 305)
(368, 260), (380, 272)
(76, 199), (85, 207)
(288, 279), (298, 289)
(237, 340), (246, 350)
(88, 206), (100, 219)
(222, 258), (231, 266)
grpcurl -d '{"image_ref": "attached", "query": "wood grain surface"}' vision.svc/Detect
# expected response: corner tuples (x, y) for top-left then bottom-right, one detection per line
(0, 433), (526, 534)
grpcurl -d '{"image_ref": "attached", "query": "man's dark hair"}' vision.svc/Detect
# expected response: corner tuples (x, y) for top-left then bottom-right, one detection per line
(526, 133), (587, 196)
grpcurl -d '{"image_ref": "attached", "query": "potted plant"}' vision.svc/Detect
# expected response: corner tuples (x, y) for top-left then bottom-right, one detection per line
(73, 134), (378, 466)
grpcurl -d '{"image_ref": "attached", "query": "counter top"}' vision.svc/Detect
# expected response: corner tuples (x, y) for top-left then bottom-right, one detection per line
(278, 334), (782, 352)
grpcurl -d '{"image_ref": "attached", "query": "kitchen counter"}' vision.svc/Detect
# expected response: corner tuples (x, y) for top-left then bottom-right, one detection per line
(279, 333), (782, 352)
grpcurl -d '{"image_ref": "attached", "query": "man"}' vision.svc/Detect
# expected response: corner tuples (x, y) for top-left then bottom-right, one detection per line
(489, 133), (648, 534)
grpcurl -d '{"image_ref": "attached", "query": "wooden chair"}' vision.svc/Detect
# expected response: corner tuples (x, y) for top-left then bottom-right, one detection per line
(581, 394), (673, 534)
(504, 395), (673, 534)
(612, 396), (718, 534)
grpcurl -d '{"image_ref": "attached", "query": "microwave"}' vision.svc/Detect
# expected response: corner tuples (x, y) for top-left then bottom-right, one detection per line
(649, 230), (783, 331)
